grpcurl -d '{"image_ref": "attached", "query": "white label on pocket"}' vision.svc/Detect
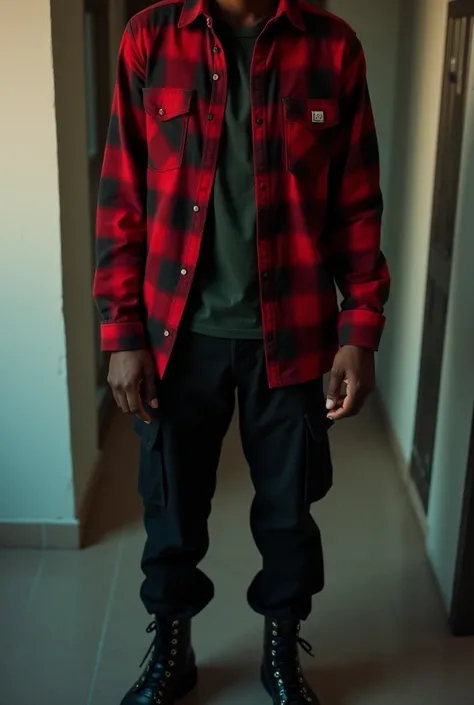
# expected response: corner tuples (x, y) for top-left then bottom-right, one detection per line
(311, 110), (325, 124)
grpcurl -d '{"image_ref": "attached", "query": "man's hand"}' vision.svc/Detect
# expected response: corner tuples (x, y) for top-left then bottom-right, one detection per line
(326, 346), (375, 421)
(108, 350), (158, 424)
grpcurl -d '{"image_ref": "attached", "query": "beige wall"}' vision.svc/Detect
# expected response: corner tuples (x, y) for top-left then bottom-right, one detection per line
(0, 1), (75, 522)
(110, 0), (127, 90)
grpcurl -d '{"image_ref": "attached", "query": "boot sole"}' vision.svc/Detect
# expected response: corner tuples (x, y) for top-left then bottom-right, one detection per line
(175, 665), (198, 700)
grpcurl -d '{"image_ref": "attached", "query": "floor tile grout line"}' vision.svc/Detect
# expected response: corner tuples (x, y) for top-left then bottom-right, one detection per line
(86, 533), (125, 705)
(25, 551), (46, 612)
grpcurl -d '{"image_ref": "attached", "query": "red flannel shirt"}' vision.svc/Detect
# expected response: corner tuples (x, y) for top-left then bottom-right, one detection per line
(94, 0), (390, 388)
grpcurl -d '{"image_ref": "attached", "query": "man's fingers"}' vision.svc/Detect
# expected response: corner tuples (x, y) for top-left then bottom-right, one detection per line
(125, 385), (151, 424)
(328, 394), (356, 420)
(326, 367), (345, 410)
(142, 368), (158, 409)
(328, 372), (365, 420)
(113, 388), (130, 414)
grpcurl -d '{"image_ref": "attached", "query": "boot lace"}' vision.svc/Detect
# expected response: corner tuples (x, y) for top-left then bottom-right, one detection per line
(271, 624), (315, 704)
(133, 620), (179, 704)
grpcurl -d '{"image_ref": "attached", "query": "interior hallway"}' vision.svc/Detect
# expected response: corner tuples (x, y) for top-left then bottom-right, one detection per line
(2, 401), (474, 705)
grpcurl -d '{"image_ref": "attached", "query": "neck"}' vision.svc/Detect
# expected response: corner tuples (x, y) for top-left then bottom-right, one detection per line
(214, 0), (277, 27)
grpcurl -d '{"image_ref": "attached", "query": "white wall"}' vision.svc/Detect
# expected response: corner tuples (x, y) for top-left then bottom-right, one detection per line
(327, 0), (402, 209)
(0, 2), (74, 522)
(376, 0), (448, 466)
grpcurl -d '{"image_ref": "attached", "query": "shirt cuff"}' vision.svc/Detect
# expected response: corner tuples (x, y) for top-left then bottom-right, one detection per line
(338, 309), (385, 351)
(100, 321), (147, 352)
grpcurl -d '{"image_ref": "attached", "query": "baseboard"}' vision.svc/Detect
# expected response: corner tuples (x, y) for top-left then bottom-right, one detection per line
(0, 450), (107, 551)
(0, 520), (80, 549)
(374, 389), (428, 539)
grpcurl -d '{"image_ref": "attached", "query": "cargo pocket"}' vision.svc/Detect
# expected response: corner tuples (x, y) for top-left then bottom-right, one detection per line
(134, 416), (166, 507)
(304, 414), (334, 503)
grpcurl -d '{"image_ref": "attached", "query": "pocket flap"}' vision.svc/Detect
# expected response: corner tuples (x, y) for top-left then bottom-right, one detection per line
(282, 98), (339, 129)
(305, 413), (334, 441)
(143, 87), (193, 121)
(134, 416), (161, 450)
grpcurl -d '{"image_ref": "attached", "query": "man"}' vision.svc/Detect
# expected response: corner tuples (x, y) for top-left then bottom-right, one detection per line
(94, 0), (390, 702)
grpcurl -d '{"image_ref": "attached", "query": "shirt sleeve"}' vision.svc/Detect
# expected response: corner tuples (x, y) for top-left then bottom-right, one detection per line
(327, 33), (391, 351)
(93, 21), (148, 352)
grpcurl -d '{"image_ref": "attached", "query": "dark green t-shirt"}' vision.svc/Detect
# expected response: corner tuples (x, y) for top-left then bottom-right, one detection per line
(189, 19), (263, 339)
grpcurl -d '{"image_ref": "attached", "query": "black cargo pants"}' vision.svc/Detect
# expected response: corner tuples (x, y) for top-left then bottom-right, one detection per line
(135, 332), (333, 621)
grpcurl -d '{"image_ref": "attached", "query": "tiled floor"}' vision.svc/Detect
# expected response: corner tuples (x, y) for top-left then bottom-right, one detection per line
(2, 401), (474, 705)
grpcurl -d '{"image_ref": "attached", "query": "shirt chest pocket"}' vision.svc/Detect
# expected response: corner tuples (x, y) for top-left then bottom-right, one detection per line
(282, 98), (339, 176)
(143, 87), (193, 172)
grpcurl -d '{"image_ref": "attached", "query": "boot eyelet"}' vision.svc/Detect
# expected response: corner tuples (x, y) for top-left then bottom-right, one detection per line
(272, 660), (276, 666)
(272, 640), (277, 646)
(272, 630), (278, 636)
(165, 671), (171, 678)
(171, 649), (177, 655)
(274, 671), (280, 677)
(172, 620), (179, 626)
(168, 660), (174, 666)
(271, 650), (276, 656)
(171, 639), (177, 645)
(172, 629), (178, 635)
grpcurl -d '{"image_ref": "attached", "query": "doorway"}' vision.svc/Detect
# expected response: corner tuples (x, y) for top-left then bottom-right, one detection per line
(411, 0), (474, 635)
(411, 1), (474, 509)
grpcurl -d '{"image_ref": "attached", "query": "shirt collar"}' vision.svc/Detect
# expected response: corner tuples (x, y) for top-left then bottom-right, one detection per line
(178, 0), (305, 32)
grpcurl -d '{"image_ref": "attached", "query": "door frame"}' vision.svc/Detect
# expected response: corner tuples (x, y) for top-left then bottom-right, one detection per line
(84, 0), (114, 444)
(450, 406), (474, 635)
(434, 0), (474, 636)
(409, 0), (473, 510)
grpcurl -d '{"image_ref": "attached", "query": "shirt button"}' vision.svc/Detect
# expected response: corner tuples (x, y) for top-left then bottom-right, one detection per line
(164, 330), (170, 338)
(213, 46), (220, 54)
(212, 73), (220, 81)
(193, 205), (200, 212)
(158, 108), (165, 116)
(256, 117), (263, 125)
(180, 268), (188, 276)
(259, 183), (267, 191)
(207, 113), (213, 121)
(207, 17), (213, 27)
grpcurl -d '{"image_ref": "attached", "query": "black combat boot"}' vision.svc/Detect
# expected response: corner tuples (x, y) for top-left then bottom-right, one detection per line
(121, 618), (197, 705)
(261, 618), (320, 705)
